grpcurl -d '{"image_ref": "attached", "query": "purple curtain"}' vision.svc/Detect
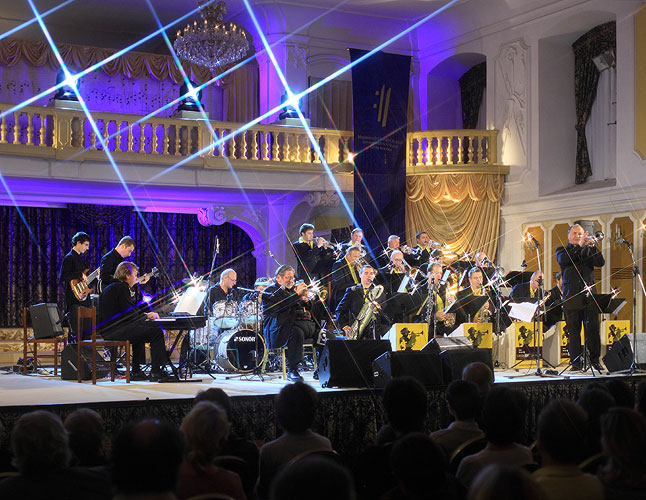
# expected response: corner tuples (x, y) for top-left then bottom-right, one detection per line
(0, 205), (256, 327)
(459, 62), (486, 129)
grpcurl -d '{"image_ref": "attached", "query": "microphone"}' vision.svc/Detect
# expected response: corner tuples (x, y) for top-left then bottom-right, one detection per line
(215, 236), (220, 254)
(617, 237), (632, 247)
(440, 269), (451, 286)
(520, 259), (527, 269)
(527, 233), (540, 248)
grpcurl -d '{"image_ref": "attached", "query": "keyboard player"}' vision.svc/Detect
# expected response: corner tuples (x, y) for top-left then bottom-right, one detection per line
(99, 261), (171, 382)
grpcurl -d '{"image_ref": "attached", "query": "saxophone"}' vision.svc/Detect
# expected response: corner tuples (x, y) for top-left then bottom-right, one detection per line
(348, 285), (385, 340)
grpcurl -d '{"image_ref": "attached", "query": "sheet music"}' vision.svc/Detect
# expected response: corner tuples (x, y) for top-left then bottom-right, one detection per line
(509, 301), (539, 323)
(174, 287), (206, 315)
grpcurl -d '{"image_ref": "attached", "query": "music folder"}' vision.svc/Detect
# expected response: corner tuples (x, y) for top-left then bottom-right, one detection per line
(589, 294), (626, 315)
(444, 294), (488, 322)
(172, 286), (207, 316)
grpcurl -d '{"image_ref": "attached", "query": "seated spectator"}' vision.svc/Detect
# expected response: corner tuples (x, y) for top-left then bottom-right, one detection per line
(111, 418), (184, 499)
(456, 387), (534, 488)
(270, 456), (355, 500)
(64, 408), (107, 467)
(634, 381), (646, 419)
(194, 388), (260, 498)
(382, 433), (464, 500)
(599, 408), (646, 500)
(604, 379), (634, 409)
(0, 410), (110, 500)
(256, 381), (332, 499)
(375, 376), (428, 446)
(468, 464), (546, 500)
(531, 399), (603, 500)
(177, 401), (246, 500)
(576, 383), (615, 456)
(462, 362), (494, 396)
(431, 380), (484, 461)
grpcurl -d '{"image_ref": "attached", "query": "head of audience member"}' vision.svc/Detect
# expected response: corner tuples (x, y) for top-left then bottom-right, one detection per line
(270, 456), (355, 500)
(63, 408), (106, 467)
(390, 433), (448, 497)
(180, 402), (230, 473)
(468, 464), (546, 500)
(194, 387), (232, 420)
(387, 235), (400, 250)
(275, 381), (318, 433)
(604, 379), (635, 408)
(536, 399), (588, 466)
(11, 411), (71, 476)
(577, 383), (615, 454)
(446, 380), (481, 422)
(219, 268), (237, 293)
(600, 408), (646, 487)
(383, 377), (428, 437)
(111, 418), (184, 496)
(636, 381), (646, 419)
(462, 361), (494, 396)
(482, 386), (527, 446)
(115, 235), (135, 258)
(350, 228), (363, 245)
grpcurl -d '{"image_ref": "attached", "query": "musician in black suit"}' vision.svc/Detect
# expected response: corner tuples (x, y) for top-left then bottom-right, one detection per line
(340, 227), (365, 256)
(59, 232), (92, 339)
(98, 236), (136, 293)
(543, 272), (564, 330)
(204, 268), (237, 316)
(378, 250), (424, 323)
(419, 262), (451, 337)
(99, 262), (169, 381)
(262, 265), (309, 382)
(454, 267), (493, 327)
(292, 223), (326, 283)
(336, 264), (389, 339)
(330, 247), (361, 312)
(376, 235), (401, 269)
(556, 224), (605, 371)
(510, 270), (544, 300)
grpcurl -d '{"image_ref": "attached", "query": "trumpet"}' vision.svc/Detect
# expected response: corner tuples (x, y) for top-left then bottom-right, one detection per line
(294, 279), (328, 301)
(585, 231), (604, 246)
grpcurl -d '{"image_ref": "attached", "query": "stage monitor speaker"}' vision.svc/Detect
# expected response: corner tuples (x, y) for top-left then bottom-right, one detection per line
(30, 303), (64, 339)
(628, 333), (646, 369)
(439, 348), (493, 384)
(422, 337), (472, 353)
(372, 351), (443, 388)
(318, 340), (390, 388)
(603, 335), (634, 372)
(61, 344), (110, 381)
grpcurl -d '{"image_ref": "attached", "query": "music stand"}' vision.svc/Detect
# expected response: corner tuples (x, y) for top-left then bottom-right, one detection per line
(445, 295), (488, 325)
(503, 271), (534, 288)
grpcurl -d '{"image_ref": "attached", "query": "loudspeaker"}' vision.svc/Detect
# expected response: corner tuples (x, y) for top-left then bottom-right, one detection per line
(61, 344), (110, 380)
(628, 333), (646, 369)
(438, 348), (493, 384)
(603, 335), (634, 372)
(422, 337), (472, 353)
(318, 340), (390, 388)
(30, 303), (64, 339)
(372, 351), (443, 388)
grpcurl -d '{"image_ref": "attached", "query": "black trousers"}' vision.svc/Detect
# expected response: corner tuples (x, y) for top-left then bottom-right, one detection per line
(564, 307), (601, 362)
(103, 322), (167, 372)
(283, 324), (305, 371)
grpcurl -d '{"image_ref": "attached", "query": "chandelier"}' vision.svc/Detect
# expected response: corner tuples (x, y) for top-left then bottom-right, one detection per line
(174, 0), (251, 70)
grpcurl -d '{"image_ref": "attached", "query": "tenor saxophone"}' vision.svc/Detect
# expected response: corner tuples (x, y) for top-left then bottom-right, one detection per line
(348, 285), (385, 340)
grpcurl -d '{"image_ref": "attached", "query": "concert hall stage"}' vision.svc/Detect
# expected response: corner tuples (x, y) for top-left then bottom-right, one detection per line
(1, 368), (645, 458)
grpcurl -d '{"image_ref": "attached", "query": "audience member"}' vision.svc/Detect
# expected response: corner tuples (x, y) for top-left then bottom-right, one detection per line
(456, 387), (533, 487)
(256, 381), (332, 499)
(576, 383), (615, 456)
(531, 399), (603, 500)
(111, 418), (184, 499)
(0, 410), (110, 500)
(382, 433), (464, 500)
(599, 408), (646, 499)
(636, 381), (646, 419)
(64, 408), (107, 467)
(375, 376), (429, 446)
(431, 380), (484, 461)
(468, 464), (546, 500)
(177, 401), (246, 500)
(194, 388), (260, 498)
(604, 379), (634, 408)
(461, 362), (494, 396)
(270, 456), (355, 500)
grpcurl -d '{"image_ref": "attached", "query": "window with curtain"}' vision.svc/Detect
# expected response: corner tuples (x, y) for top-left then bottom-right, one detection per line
(586, 64), (616, 182)
(307, 76), (353, 130)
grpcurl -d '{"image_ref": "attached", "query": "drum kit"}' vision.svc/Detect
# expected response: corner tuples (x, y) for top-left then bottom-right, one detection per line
(192, 296), (268, 374)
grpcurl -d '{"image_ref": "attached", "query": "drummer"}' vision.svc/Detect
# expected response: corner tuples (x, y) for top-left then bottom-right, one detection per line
(204, 268), (237, 316)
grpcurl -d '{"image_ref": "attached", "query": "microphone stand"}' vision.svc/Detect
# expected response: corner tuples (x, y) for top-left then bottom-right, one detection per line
(620, 240), (645, 374)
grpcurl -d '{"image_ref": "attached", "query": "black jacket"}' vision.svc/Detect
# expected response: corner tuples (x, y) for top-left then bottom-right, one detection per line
(335, 284), (389, 338)
(262, 283), (301, 349)
(543, 285), (564, 329)
(555, 243), (605, 310)
(292, 241), (324, 283)
(99, 281), (144, 335)
(59, 249), (90, 310)
(510, 282), (538, 300)
(330, 258), (360, 311)
(98, 249), (123, 293)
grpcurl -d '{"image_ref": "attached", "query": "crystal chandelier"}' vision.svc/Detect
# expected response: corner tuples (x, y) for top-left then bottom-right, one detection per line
(174, 0), (251, 71)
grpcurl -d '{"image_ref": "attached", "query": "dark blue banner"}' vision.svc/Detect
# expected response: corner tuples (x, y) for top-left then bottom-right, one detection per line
(350, 49), (411, 254)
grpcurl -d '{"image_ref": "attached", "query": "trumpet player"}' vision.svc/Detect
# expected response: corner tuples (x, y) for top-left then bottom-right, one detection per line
(293, 223), (327, 284)
(376, 235), (401, 268)
(555, 223), (605, 371)
(336, 264), (389, 340)
(341, 227), (365, 256)
(330, 247), (362, 312)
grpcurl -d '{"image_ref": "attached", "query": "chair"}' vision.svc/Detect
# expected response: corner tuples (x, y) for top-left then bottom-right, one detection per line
(22, 307), (66, 376)
(288, 448), (341, 466)
(448, 436), (487, 474)
(263, 343), (317, 380)
(579, 452), (607, 474)
(213, 455), (253, 499)
(76, 306), (131, 384)
(185, 495), (235, 500)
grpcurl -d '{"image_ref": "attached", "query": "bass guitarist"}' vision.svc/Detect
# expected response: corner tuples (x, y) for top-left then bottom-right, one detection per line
(59, 231), (94, 340)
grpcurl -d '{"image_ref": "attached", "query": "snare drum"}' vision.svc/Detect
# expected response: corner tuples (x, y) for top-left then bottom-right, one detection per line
(212, 300), (239, 330)
(238, 299), (262, 327)
(213, 329), (266, 372)
(192, 317), (219, 347)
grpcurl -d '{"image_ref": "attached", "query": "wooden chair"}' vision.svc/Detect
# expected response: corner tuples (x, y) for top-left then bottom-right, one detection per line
(448, 436), (487, 474)
(76, 306), (131, 384)
(263, 343), (317, 379)
(22, 307), (66, 376)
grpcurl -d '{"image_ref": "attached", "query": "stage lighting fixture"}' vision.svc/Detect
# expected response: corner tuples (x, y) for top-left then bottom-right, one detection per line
(53, 70), (79, 101)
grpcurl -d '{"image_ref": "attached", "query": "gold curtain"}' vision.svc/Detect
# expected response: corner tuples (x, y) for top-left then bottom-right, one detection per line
(222, 61), (259, 123)
(309, 77), (352, 130)
(406, 174), (504, 257)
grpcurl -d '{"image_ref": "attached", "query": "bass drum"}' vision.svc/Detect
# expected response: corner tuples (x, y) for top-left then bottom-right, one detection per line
(212, 300), (239, 330)
(214, 329), (266, 372)
(238, 299), (262, 328)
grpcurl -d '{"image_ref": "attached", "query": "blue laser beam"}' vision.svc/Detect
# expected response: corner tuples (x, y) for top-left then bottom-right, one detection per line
(0, 0), (76, 42)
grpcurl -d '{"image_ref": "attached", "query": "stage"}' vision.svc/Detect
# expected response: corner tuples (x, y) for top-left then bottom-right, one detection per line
(1, 366), (645, 458)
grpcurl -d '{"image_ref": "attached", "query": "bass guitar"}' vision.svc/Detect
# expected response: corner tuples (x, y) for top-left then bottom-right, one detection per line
(71, 268), (100, 301)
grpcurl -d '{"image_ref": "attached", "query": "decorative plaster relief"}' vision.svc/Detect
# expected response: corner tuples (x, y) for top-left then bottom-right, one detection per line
(304, 191), (340, 207)
(287, 44), (308, 69)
